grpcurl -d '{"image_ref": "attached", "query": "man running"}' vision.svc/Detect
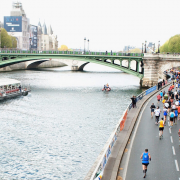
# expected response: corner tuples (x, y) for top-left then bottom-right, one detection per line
(157, 94), (161, 104)
(160, 91), (163, 100)
(140, 149), (151, 178)
(154, 106), (161, 124)
(158, 118), (164, 139)
(150, 103), (156, 118)
(170, 110), (175, 128)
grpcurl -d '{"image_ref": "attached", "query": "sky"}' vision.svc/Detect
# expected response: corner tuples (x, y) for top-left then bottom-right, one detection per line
(0, 0), (180, 51)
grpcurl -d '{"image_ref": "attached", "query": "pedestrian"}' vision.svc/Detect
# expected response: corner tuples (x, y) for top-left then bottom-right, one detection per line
(158, 118), (164, 139)
(150, 103), (156, 118)
(169, 110), (175, 128)
(154, 106), (161, 124)
(140, 149), (151, 178)
(160, 91), (163, 100)
(131, 96), (136, 108)
(19, 85), (21, 93)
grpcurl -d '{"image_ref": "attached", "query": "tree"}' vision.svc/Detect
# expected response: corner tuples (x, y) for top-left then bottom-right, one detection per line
(58, 45), (68, 51)
(160, 40), (169, 53)
(1, 28), (12, 48)
(11, 36), (17, 48)
(129, 48), (141, 53)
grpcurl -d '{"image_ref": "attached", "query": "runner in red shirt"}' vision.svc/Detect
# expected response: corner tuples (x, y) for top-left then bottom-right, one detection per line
(157, 94), (161, 104)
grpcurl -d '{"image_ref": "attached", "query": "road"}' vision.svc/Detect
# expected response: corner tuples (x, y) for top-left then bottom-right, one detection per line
(123, 85), (180, 180)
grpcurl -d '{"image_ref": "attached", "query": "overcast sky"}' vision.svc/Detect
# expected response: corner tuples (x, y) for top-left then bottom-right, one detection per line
(0, 0), (180, 51)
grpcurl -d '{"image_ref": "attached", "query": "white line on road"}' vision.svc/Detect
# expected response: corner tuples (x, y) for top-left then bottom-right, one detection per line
(168, 122), (170, 126)
(172, 146), (176, 155)
(170, 136), (173, 143)
(169, 128), (171, 134)
(175, 160), (179, 171)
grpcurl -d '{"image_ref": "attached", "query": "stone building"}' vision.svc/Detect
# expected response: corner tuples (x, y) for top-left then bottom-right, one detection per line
(37, 21), (58, 51)
(7, 2), (30, 50)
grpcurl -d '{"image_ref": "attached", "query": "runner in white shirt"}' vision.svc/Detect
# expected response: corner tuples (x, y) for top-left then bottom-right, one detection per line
(175, 100), (179, 106)
(154, 106), (161, 124)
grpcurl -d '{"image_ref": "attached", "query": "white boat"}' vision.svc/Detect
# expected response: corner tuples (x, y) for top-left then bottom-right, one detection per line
(0, 78), (30, 100)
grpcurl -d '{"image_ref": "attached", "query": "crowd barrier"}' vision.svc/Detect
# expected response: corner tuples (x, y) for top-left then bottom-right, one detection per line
(90, 84), (160, 180)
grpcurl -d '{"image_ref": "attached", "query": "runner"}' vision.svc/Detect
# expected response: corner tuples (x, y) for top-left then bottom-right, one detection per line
(160, 91), (163, 100)
(140, 149), (151, 178)
(169, 110), (175, 128)
(178, 105), (180, 120)
(174, 109), (178, 125)
(158, 118), (164, 139)
(150, 103), (156, 118)
(163, 106), (168, 125)
(157, 94), (161, 104)
(154, 106), (161, 124)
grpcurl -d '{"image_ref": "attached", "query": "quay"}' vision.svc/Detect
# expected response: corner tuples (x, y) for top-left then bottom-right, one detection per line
(85, 78), (173, 180)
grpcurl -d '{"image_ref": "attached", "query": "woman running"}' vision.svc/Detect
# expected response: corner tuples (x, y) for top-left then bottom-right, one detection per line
(158, 118), (164, 139)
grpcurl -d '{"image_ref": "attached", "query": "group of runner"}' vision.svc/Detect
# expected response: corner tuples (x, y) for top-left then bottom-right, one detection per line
(141, 69), (180, 178)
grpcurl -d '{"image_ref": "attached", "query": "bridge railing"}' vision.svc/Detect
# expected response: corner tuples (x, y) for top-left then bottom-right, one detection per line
(88, 80), (171, 180)
(0, 49), (144, 57)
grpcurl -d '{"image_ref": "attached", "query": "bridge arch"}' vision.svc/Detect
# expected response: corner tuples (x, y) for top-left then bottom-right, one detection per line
(26, 60), (49, 69)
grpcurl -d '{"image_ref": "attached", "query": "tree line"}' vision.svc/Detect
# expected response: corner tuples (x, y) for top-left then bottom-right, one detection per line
(160, 34), (180, 53)
(1, 28), (17, 48)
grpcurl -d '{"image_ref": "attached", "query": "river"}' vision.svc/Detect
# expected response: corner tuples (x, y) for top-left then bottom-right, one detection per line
(0, 64), (142, 179)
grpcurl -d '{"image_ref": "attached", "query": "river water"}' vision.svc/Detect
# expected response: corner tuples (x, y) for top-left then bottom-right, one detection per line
(0, 64), (142, 180)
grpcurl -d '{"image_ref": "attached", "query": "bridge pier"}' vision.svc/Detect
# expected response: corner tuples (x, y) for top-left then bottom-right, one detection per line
(71, 66), (79, 71)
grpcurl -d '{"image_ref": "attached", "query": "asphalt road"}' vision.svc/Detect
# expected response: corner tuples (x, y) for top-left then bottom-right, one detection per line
(125, 85), (180, 180)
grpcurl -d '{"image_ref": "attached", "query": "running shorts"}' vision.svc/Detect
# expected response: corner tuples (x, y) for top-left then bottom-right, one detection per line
(151, 109), (154, 112)
(170, 117), (174, 121)
(142, 163), (149, 166)
(159, 127), (164, 131)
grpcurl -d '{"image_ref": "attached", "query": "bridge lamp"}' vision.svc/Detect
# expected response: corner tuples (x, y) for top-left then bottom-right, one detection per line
(145, 41), (147, 53)
(84, 37), (86, 54)
(87, 39), (89, 52)
(158, 41), (160, 53)
(142, 43), (144, 53)
(29, 37), (32, 52)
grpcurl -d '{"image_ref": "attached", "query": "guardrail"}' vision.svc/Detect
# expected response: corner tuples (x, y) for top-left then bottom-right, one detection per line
(0, 50), (144, 57)
(89, 80), (170, 180)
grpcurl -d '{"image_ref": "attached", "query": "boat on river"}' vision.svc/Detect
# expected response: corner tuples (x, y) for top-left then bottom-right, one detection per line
(0, 78), (31, 100)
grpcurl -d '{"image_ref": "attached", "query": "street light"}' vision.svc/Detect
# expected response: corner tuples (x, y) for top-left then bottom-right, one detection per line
(29, 37), (32, 52)
(84, 37), (86, 54)
(144, 41), (147, 53)
(142, 43), (144, 53)
(158, 41), (160, 53)
(87, 39), (89, 52)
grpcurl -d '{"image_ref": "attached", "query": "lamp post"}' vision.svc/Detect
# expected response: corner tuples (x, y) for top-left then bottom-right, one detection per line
(142, 43), (144, 53)
(87, 39), (89, 52)
(29, 37), (32, 52)
(84, 37), (86, 54)
(158, 41), (160, 53)
(144, 41), (147, 53)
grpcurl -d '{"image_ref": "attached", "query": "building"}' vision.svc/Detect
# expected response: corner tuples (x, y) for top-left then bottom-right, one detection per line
(37, 21), (58, 51)
(4, 2), (30, 50)
(123, 45), (136, 52)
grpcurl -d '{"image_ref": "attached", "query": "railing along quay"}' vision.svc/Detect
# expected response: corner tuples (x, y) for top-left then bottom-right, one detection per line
(0, 49), (144, 57)
(87, 78), (171, 180)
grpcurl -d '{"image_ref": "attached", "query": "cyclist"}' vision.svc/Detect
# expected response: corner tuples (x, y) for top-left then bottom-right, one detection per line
(140, 149), (151, 178)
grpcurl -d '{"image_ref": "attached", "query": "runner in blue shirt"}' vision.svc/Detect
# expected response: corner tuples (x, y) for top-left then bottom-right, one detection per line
(140, 149), (151, 178)
(160, 91), (163, 100)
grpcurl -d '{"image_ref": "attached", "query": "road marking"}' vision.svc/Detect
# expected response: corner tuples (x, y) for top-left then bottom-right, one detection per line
(175, 160), (179, 171)
(172, 146), (176, 155)
(168, 122), (170, 126)
(169, 128), (171, 134)
(170, 136), (173, 143)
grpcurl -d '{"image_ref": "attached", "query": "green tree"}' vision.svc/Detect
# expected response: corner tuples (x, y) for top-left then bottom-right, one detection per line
(160, 40), (169, 53)
(129, 48), (141, 53)
(168, 35), (180, 53)
(1, 28), (12, 48)
(11, 36), (17, 48)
